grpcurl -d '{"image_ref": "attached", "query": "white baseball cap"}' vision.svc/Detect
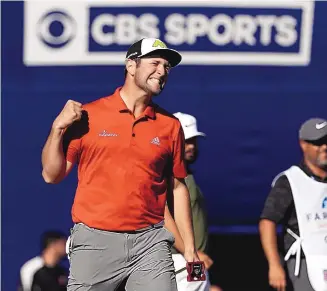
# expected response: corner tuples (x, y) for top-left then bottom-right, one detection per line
(126, 38), (182, 67)
(173, 112), (206, 140)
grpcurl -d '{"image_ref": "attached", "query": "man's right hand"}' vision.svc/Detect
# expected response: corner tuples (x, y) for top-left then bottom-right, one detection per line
(52, 100), (83, 130)
(269, 263), (286, 291)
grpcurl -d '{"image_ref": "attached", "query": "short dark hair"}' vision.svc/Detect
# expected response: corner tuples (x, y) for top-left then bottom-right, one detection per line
(40, 230), (66, 251)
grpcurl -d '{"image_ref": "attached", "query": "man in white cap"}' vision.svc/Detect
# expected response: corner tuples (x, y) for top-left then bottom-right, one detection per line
(41, 38), (199, 291)
(259, 118), (327, 291)
(165, 112), (222, 291)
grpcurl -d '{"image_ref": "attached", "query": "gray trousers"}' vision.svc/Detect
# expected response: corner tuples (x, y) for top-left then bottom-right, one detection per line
(67, 222), (177, 291)
(286, 258), (314, 291)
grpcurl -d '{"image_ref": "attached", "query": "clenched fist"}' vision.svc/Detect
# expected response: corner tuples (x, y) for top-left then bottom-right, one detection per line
(269, 264), (286, 291)
(52, 100), (83, 130)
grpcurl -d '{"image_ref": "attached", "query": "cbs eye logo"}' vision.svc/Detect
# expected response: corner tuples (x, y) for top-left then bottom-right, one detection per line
(37, 11), (76, 48)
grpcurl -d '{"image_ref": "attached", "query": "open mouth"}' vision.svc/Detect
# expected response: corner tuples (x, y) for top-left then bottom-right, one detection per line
(149, 78), (164, 90)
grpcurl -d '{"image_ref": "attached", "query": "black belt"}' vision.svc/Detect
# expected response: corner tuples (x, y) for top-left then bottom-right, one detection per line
(175, 267), (187, 274)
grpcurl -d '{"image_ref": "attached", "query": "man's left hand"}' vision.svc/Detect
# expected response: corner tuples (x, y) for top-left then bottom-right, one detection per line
(184, 249), (200, 263)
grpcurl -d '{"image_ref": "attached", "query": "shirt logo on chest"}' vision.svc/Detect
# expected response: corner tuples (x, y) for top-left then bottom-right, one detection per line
(99, 130), (118, 137)
(151, 137), (160, 146)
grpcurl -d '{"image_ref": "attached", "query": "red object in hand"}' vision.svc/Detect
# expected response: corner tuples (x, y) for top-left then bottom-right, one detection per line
(186, 261), (206, 282)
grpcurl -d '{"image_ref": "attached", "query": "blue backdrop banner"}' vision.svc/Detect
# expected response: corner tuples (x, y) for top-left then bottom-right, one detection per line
(2, 1), (327, 290)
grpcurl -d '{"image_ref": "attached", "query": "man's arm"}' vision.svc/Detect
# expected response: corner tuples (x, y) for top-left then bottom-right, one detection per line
(259, 219), (286, 291)
(42, 100), (82, 183)
(172, 177), (199, 262)
(259, 175), (293, 291)
(259, 175), (292, 267)
(164, 204), (185, 254)
(165, 203), (214, 269)
(42, 128), (73, 183)
(259, 219), (283, 267)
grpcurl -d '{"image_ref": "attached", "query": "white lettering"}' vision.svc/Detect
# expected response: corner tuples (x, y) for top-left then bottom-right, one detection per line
(275, 15), (297, 47)
(186, 14), (208, 45)
(91, 13), (160, 46)
(208, 14), (233, 45)
(164, 13), (185, 45)
(91, 14), (115, 46)
(234, 15), (257, 46)
(256, 16), (275, 46)
(116, 14), (137, 44)
(164, 13), (298, 48)
(139, 14), (160, 39)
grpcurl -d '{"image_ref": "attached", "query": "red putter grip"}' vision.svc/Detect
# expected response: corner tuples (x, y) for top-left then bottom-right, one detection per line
(186, 261), (206, 282)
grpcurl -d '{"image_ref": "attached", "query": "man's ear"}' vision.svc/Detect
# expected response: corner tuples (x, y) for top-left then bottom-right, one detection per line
(126, 59), (136, 76)
(299, 139), (307, 152)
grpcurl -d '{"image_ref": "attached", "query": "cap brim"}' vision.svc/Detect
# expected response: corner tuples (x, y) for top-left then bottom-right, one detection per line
(302, 133), (327, 141)
(140, 48), (182, 67)
(185, 132), (206, 140)
(299, 126), (327, 141)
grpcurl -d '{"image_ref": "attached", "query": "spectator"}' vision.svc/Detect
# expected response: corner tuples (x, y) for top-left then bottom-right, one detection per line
(165, 112), (222, 291)
(18, 230), (68, 291)
(259, 118), (327, 291)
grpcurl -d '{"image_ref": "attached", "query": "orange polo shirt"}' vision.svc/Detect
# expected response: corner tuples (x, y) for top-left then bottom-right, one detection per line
(64, 87), (187, 231)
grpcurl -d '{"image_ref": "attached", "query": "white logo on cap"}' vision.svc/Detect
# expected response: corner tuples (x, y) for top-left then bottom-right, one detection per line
(126, 52), (138, 59)
(316, 122), (327, 130)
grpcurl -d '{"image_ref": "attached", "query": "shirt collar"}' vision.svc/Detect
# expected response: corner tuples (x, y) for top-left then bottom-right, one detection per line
(299, 160), (327, 182)
(111, 87), (156, 119)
